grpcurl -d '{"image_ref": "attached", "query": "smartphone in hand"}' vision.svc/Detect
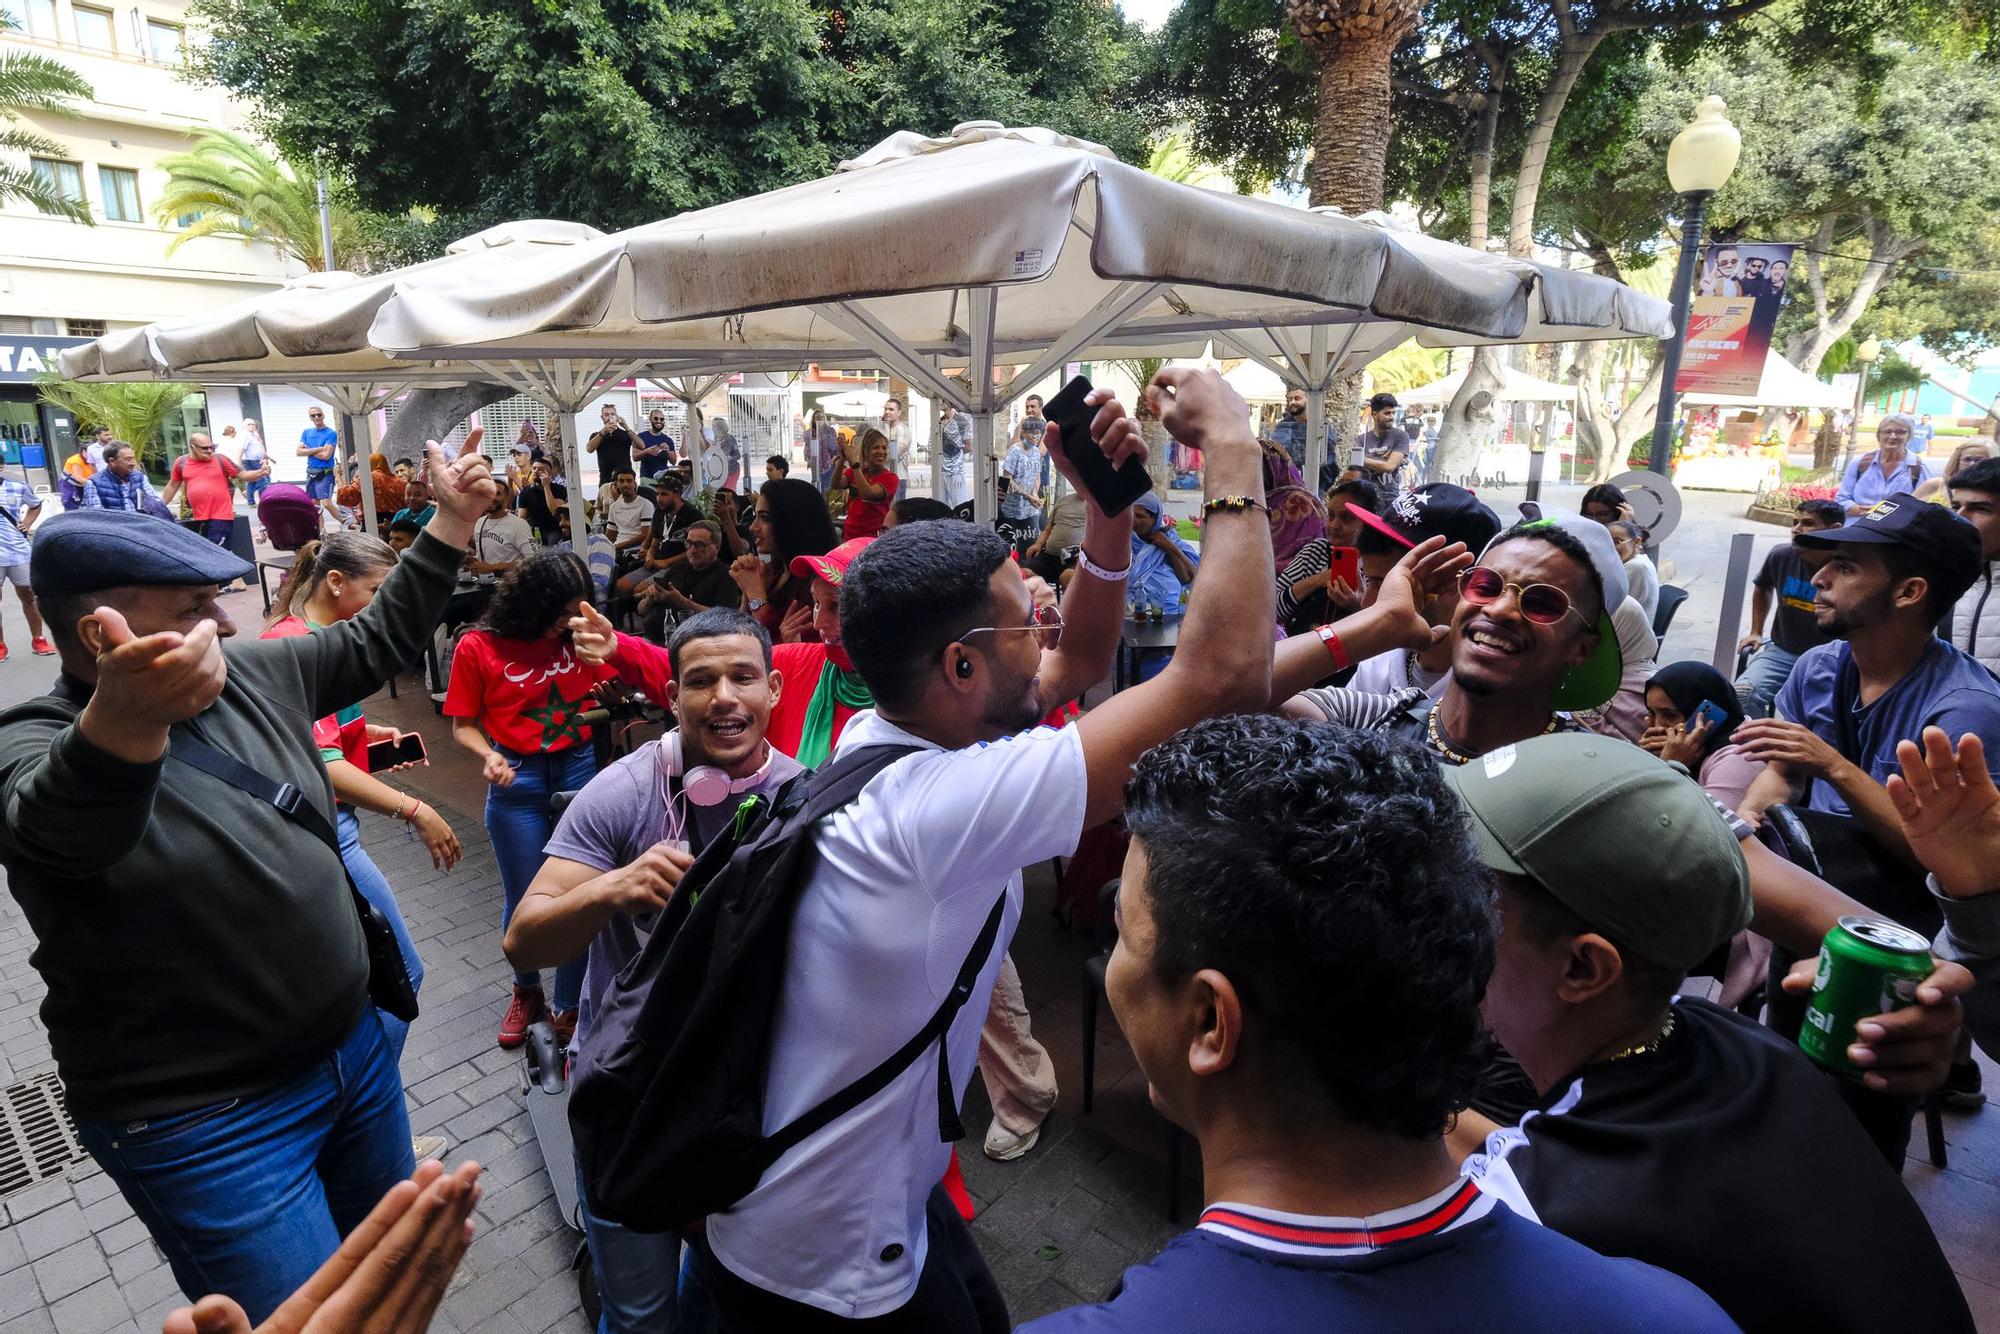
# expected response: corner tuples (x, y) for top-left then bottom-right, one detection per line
(1043, 376), (1153, 518)
(367, 732), (428, 772)
(1327, 545), (1361, 591)
(1692, 699), (1730, 731)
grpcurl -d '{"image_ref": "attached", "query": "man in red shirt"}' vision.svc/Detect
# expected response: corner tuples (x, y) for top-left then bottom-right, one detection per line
(162, 432), (241, 546)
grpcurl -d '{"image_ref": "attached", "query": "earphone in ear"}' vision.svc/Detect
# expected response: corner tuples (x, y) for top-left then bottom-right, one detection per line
(956, 655), (974, 679)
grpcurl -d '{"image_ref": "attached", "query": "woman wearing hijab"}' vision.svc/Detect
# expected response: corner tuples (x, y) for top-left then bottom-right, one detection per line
(1640, 660), (1763, 812)
(1263, 443), (1327, 569)
(1130, 491), (1199, 611)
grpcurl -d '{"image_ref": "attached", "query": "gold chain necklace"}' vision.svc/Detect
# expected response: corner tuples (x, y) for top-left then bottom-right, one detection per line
(1603, 1011), (1677, 1064)
(1424, 705), (1559, 765)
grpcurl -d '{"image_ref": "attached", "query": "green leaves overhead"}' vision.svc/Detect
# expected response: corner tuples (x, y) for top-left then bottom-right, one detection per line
(188, 0), (1155, 230)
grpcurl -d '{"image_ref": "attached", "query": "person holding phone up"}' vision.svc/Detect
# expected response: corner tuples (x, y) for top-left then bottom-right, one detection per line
(840, 427), (900, 540)
(261, 531), (461, 1076)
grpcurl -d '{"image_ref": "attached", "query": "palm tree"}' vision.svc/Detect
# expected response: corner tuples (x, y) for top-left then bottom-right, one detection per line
(153, 128), (347, 270)
(34, 378), (198, 472)
(0, 17), (93, 223)
(1285, 0), (1423, 212)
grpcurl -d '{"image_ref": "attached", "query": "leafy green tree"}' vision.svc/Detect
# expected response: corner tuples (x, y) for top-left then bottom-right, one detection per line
(35, 379), (199, 471)
(188, 0), (1153, 228)
(153, 128), (351, 269)
(0, 17), (93, 223)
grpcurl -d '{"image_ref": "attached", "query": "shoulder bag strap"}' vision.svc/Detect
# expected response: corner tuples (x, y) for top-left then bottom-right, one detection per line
(166, 729), (340, 853)
(765, 891), (1007, 1158)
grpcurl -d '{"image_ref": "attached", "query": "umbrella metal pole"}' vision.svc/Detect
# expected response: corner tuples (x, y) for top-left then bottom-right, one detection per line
(350, 412), (377, 534)
(1303, 325), (1330, 491)
(973, 413), (996, 526)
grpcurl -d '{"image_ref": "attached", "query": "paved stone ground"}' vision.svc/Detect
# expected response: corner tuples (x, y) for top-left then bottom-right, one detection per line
(0, 487), (1996, 1330)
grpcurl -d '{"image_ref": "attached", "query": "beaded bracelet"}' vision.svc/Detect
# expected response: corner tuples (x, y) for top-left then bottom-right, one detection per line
(1202, 494), (1267, 518)
(1076, 550), (1131, 583)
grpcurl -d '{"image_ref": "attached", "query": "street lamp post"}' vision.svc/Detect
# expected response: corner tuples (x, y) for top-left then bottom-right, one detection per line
(1838, 335), (1883, 479)
(1648, 96), (1743, 478)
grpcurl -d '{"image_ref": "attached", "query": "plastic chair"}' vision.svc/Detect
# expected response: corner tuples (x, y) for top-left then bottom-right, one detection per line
(1653, 583), (1689, 640)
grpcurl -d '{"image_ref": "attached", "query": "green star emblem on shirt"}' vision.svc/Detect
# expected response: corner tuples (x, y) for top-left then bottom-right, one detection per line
(521, 681), (591, 749)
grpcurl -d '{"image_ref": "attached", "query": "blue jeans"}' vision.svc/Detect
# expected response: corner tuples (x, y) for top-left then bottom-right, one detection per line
(244, 475), (270, 505)
(74, 1012), (414, 1324)
(1735, 642), (1800, 719)
(578, 1164), (683, 1332)
(487, 745), (596, 1010)
(336, 805), (425, 1061)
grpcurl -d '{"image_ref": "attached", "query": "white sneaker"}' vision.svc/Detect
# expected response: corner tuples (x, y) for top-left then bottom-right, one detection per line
(412, 1135), (448, 1163)
(983, 1120), (1040, 1162)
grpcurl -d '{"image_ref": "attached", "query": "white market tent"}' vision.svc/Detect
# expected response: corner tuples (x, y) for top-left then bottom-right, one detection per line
(1397, 362), (1578, 408)
(1678, 350), (1847, 410)
(66, 123), (1672, 520)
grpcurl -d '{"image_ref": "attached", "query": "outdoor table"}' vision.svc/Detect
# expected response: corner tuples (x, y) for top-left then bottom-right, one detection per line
(254, 552), (295, 616)
(1115, 616), (1181, 692)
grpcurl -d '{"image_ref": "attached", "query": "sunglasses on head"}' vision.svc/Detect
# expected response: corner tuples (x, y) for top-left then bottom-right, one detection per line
(1458, 566), (1590, 627)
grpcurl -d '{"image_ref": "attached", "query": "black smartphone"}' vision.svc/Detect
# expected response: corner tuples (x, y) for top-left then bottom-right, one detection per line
(1043, 375), (1153, 518)
(367, 732), (428, 772)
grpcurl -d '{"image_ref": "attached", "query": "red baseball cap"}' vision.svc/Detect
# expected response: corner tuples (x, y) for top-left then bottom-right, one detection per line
(790, 536), (874, 585)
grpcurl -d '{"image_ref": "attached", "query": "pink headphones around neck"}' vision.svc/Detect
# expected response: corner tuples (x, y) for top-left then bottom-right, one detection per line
(660, 728), (773, 808)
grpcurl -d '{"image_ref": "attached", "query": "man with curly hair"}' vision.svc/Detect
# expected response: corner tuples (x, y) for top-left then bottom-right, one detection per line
(1024, 718), (1734, 1333)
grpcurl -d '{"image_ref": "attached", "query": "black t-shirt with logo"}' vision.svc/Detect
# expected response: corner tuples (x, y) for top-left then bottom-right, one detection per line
(649, 501), (698, 561)
(1464, 999), (1971, 1334)
(518, 479), (568, 544)
(1754, 544), (1835, 656)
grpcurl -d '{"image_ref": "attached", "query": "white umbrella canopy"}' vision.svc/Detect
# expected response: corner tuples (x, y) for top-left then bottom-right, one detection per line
(367, 123), (1670, 515)
(56, 219), (673, 501)
(1399, 363), (1578, 408)
(1679, 350), (1846, 410)
(814, 388), (891, 418)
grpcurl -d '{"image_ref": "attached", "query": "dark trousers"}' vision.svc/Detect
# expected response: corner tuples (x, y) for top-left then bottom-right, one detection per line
(698, 1186), (1007, 1333)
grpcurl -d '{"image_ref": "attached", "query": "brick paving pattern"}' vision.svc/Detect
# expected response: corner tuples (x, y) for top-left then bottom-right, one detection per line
(0, 486), (1995, 1330)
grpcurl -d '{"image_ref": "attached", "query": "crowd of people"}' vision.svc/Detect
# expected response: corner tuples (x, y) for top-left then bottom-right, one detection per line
(0, 370), (1993, 1334)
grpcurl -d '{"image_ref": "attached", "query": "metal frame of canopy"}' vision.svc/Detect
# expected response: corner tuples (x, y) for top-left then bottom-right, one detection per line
(362, 128), (1668, 524)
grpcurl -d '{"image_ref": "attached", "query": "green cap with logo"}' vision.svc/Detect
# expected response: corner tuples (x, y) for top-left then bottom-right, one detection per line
(1438, 733), (1750, 973)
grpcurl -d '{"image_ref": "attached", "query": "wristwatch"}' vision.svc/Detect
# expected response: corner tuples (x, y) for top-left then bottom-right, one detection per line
(747, 597), (767, 611)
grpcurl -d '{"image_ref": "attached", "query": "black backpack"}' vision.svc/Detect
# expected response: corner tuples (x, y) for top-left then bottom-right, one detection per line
(569, 740), (1007, 1232)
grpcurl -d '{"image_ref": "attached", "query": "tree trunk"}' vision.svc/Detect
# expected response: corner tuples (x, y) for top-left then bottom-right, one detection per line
(1466, 89), (1501, 252)
(1571, 337), (1612, 468)
(1506, 34), (1602, 259)
(1591, 354), (1665, 482)
(1786, 215), (1921, 378)
(1308, 30), (1403, 211)
(382, 383), (514, 460)
(1431, 347), (1505, 482)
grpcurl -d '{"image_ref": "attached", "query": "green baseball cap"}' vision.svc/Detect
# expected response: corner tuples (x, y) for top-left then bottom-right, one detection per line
(1438, 733), (1750, 973)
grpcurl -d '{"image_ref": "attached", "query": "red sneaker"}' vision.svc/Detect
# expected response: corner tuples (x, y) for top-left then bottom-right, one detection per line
(497, 985), (545, 1049)
(550, 1007), (578, 1052)
(29, 638), (53, 657)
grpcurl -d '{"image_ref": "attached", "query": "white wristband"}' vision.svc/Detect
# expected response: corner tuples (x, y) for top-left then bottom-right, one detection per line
(1076, 550), (1130, 583)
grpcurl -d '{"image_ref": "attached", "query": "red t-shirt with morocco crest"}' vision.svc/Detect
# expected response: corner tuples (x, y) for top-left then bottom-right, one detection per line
(442, 630), (616, 754)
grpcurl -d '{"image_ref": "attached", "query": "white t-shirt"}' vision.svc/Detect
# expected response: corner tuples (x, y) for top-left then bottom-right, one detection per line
(472, 511), (536, 565)
(705, 710), (1087, 1317)
(603, 493), (653, 541)
(1349, 646), (1447, 699)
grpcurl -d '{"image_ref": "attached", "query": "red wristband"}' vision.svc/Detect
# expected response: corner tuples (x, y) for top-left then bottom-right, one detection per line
(1316, 624), (1350, 671)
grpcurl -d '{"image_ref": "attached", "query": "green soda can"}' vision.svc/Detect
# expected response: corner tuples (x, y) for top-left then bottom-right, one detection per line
(1797, 915), (1933, 1077)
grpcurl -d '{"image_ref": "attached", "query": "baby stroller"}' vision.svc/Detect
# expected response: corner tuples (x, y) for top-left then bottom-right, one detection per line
(257, 483), (321, 552)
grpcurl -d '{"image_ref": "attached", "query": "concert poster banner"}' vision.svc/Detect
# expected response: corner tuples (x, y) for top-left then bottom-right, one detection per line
(1676, 240), (1797, 397)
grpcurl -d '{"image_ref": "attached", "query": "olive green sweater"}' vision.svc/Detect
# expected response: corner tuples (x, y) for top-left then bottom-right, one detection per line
(0, 530), (460, 1119)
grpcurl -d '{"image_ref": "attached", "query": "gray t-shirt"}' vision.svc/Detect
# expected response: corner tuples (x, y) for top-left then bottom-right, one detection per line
(544, 735), (804, 1053)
